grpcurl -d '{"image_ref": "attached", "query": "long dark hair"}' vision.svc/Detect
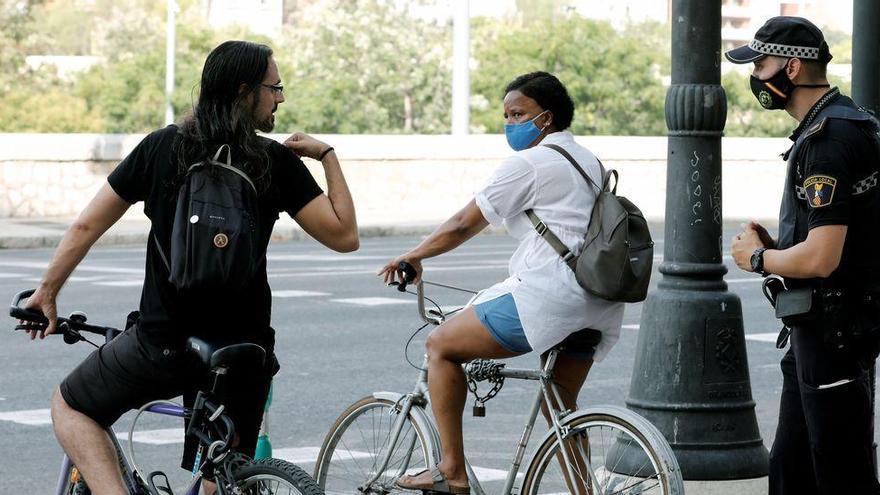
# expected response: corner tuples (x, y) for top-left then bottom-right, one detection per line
(176, 40), (273, 192)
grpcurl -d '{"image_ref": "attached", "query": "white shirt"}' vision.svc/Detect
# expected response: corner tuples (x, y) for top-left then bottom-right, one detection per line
(473, 131), (624, 361)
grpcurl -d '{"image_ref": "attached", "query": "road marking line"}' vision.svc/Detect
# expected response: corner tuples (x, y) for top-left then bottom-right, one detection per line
(0, 261), (143, 275)
(94, 280), (143, 287)
(0, 272), (26, 278)
(269, 264), (510, 279)
(115, 428), (182, 445)
(0, 408), (52, 426)
(727, 278), (763, 284)
(622, 324), (640, 330)
(272, 290), (330, 298)
(273, 446), (372, 464)
(331, 297), (413, 306)
(471, 466), (522, 482)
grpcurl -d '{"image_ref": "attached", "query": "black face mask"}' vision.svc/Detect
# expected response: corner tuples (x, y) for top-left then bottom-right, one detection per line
(750, 60), (830, 110)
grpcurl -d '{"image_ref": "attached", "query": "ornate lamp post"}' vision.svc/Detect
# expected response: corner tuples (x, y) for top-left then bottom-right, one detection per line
(626, 0), (769, 479)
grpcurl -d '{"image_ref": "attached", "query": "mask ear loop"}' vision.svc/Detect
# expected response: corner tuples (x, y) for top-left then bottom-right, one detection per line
(535, 110), (552, 134)
(787, 58), (832, 89)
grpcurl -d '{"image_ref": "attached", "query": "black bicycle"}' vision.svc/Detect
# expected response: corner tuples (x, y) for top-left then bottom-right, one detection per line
(10, 289), (323, 495)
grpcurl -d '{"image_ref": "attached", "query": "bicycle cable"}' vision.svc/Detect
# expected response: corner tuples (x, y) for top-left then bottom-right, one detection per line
(401, 287), (445, 372)
(127, 400), (185, 486)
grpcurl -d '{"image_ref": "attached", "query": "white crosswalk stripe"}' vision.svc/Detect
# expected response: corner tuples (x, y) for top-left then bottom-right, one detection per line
(115, 428), (182, 445)
(331, 297), (413, 306)
(94, 280), (143, 287)
(0, 408), (52, 426)
(744, 332), (779, 343)
(272, 290), (330, 298)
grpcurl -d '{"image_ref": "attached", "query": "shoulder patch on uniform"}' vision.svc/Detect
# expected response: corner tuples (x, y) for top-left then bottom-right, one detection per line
(803, 175), (837, 208)
(804, 118), (827, 139)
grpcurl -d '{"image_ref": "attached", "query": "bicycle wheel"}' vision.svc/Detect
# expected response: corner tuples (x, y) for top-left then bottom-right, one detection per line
(230, 458), (323, 494)
(315, 396), (433, 494)
(522, 406), (684, 495)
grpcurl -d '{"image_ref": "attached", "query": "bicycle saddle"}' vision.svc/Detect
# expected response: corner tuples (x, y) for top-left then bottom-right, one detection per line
(186, 337), (266, 371)
(552, 328), (602, 354)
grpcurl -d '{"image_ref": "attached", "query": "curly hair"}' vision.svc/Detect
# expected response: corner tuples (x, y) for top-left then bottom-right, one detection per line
(504, 72), (575, 131)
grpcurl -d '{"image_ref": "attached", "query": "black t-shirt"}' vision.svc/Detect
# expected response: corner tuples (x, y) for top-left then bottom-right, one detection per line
(108, 125), (323, 349)
(779, 92), (880, 288)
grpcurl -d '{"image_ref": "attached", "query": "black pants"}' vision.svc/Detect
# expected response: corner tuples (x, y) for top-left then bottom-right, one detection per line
(769, 324), (880, 494)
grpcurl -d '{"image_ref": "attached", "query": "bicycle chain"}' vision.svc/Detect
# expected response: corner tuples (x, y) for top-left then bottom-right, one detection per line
(465, 359), (506, 417)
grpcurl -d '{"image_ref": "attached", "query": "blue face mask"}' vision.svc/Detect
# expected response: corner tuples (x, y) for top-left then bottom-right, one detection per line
(504, 111), (549, 151)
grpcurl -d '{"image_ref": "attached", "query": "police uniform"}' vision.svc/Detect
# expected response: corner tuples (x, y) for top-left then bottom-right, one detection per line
(772, 88), (880, 494)
(726, 16), (880, 494)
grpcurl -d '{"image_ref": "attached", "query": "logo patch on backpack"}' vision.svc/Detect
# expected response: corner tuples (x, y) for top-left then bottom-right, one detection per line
(803, 175), (837, 208)
(213, 233), (229, 249)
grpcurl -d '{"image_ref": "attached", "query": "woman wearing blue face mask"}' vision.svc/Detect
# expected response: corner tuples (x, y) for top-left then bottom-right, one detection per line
(378, 71), (624, 495)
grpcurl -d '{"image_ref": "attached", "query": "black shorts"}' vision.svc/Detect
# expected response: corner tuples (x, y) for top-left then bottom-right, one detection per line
(59, 325), (277, 470)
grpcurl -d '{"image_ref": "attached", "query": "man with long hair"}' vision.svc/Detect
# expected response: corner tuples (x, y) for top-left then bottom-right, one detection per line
(23, 40), (358, 494)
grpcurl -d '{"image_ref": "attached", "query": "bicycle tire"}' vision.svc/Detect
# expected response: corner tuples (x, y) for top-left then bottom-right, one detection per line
(229, 457), (323, 494)
(314, 396), (433, 494)
(521, 406), (684, 495)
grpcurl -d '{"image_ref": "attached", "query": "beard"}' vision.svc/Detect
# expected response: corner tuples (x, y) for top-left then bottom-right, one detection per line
(256, 113), (275, 132)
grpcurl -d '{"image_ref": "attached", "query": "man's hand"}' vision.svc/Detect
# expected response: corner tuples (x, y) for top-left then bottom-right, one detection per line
(378, 254), (423, 286)
(747, 220), (776, 248)
(22, 286), (58, 340)
(283, 132), (332, 161)
(731, 225), (765, 272)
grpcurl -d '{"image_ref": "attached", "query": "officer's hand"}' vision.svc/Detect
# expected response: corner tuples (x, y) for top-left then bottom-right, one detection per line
(283, 132), (333, 161)
(747, 221), (776, 248)
(731, 229), (763, 272)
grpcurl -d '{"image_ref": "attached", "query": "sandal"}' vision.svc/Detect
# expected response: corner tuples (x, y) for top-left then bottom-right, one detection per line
(396, 467), (470, 494)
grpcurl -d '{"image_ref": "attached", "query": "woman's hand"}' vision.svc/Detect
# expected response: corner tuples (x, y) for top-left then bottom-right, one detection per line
(283, 132), (332, 161)
(23, 286), (59, 339)
(378, 254), (423, 286)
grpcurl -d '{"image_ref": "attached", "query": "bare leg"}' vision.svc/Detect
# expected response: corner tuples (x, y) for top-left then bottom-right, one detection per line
(541, 354), (594, 494)
(400, 308), (520, 488)
(51, 387), (127, 495)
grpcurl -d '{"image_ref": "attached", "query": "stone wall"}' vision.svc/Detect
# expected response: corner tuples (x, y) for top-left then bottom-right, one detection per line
(0, 133), (792, 224)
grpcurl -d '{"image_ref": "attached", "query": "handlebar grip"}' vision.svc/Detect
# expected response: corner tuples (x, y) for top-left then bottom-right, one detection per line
(397, 262), (418, 292)
(9, 289), (48, 324)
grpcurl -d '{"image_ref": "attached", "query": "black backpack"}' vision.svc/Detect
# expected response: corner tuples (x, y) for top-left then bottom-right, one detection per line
(526, 144), (654, 303)
(153, 144), (261, 291)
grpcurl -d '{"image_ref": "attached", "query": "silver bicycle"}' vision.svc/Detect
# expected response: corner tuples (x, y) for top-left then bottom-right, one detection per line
(313, 274), (684, 495)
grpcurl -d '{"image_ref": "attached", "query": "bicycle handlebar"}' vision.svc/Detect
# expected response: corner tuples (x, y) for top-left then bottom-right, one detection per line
(394, 262), (445, 326)
(9, 289), (122, 343)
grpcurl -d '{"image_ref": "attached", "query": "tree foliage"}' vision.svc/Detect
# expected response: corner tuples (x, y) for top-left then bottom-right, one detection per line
(0, 0), (854, 138)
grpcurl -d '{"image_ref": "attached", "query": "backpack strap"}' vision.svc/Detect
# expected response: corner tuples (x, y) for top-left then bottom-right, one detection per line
(525, 209), (577, 270)
(524, 143), (608, 271)
(543, 144), (605, 194)
(151, 231), (172, 273)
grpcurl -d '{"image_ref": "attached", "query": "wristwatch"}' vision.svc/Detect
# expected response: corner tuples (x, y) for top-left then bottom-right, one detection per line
(750, 247), (769, 277)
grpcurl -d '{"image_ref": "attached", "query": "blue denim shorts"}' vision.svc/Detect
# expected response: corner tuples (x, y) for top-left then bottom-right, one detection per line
(473, 293), (533, 353)
(473, 293), (597, 361)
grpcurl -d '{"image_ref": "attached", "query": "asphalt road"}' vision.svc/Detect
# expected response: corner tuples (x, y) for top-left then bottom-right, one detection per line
(0, 228), (875, 493)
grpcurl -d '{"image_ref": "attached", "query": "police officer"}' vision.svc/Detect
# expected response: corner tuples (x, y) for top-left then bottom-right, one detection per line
(727, 16), (880, 494)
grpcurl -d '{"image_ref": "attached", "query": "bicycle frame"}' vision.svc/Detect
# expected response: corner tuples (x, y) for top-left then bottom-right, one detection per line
(54, 403), (204, 495)
(361, 280), (602, 495)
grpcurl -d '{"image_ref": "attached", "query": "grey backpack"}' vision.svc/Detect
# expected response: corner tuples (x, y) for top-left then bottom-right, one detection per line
(526, 144), (654, 303)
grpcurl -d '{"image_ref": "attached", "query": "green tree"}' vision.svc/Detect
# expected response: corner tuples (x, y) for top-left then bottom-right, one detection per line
(0, 0), (41, 93)
(272, 0), (452, 134)
(470, 15), (668, 136)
